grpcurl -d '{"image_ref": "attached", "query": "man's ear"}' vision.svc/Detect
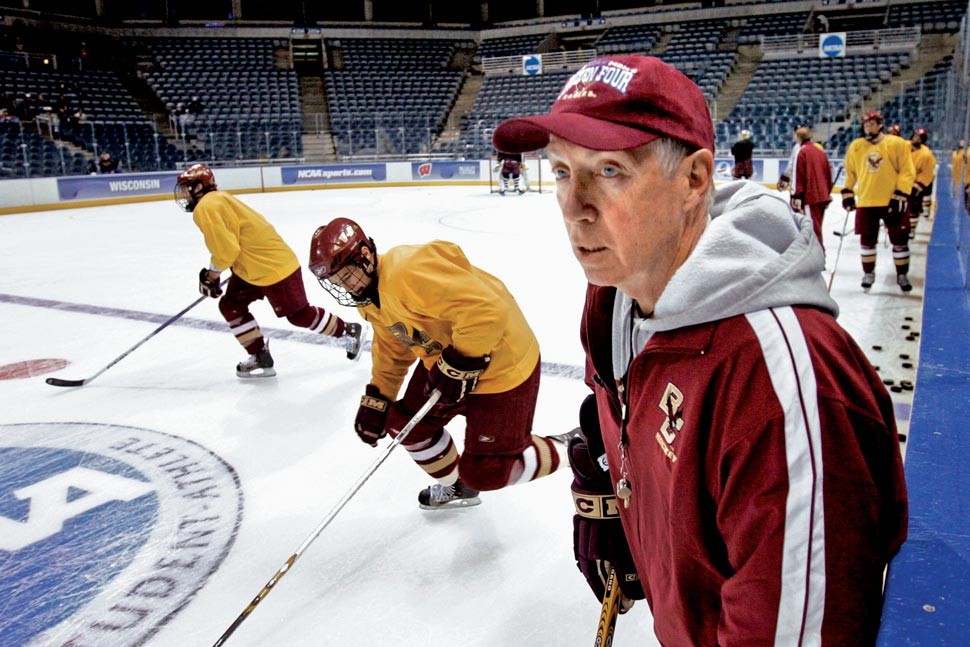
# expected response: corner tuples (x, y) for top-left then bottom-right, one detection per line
(683, 149), (713, 210)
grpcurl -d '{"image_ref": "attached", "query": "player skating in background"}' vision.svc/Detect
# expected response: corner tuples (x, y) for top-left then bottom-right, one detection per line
(494, 54), (908, 646)
(840, 111), (916, 292)
(495, 150), (527, 194)
(908, 127), (937, 237)
(730, 129), (754, 179)
(308, 218), (562, 509)
(175, 164), (363, 378)
(789, 125), (834, 252)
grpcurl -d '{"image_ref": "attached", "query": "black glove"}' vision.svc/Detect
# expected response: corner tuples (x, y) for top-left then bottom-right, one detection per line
(790, 194), (804, 213)
(355, 384), (390, 446)
(424, 346), (490, 405)
(889, 190), (909, 217)
(198, 268), (222, 298)
(841, 189), (856, 211)
(570, 394), (644, 610)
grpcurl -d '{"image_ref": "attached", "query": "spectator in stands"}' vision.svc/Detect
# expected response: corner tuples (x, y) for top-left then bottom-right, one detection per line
(173, 102), (188, 135)
(730, 129), (754, 179)
(841, 110), (916, 292)
(492, 53), (908, 647)
(0, 108), (19, 124)
(90, 150), (122, 175)
(789, 126), (833, 252)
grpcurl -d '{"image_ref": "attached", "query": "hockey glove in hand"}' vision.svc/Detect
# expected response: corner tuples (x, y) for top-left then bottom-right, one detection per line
(424, 346), (490, 405)
(889, 190), (909, 217)
(776, 175), (790, 191)
(198, 268), (223, 298)
(841, 189), (856, 211)
(570, 395), (644, 612)
(355, 384), (390, 446)
(790, 194), (804, 213)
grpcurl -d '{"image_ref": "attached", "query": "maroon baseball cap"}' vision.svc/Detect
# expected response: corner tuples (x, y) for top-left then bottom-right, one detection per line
(492, 55), (714, 154)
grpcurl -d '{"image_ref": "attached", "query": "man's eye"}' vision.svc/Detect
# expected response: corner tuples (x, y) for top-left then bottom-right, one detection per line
(602, 165), (619, 177)
(553, 168), (569, 179)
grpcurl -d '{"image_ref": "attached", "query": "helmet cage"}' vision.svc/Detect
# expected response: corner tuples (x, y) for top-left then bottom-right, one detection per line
(316, 269), (372, 307)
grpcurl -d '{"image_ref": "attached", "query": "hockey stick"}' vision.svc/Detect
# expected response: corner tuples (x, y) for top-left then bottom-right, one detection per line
(827, 206), (852, 293)
(45, 281), (227, 387)
(594, 566), (622, 647)
(212, 389), (442, 647)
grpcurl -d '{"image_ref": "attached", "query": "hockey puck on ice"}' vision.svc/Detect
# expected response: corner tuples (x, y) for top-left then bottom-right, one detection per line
(890, 385), (903, 393)
(899, 353), (910, 359)
(904, 316), (914, 321)
(902, 362), (914, 369)
(873, 365), (880, 371)
(872, 345), (883, 351)
(900, 380), (914, 390)
(898, 433), (907, 442)
(901, 324), (911, 330)
(882, 378), (895, 386)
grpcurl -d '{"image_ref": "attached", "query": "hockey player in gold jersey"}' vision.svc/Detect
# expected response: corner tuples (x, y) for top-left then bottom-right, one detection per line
(908, 128), (937, 236)
(840, 111), (916, 292)
(175, 164), (362, 377)
(308, 217), (562, 509)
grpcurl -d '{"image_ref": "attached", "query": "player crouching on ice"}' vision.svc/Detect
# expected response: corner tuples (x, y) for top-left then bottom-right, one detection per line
(174, 164), (364, 378)
(309, 217), (566, 509)
(496, 150), (527, 194)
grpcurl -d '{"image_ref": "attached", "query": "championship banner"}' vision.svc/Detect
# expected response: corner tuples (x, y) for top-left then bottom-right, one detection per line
(281, 163), (386, 185)
(819, 32), (846, 58)
(57, 172), (179, 201)
(522, 54), (542, 76)
(411, 161), (480, 181)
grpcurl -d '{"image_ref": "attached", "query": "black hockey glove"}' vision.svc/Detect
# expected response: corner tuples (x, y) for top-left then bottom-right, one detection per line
(198, 268), (223, 298)
(790, 194), (804, 214)
(570, 394), (644, 611)
(425, 346), (490, 405)
(841, 189), (856, 211)
(355, 384), (390, 446)
(889, 190), (909, 217)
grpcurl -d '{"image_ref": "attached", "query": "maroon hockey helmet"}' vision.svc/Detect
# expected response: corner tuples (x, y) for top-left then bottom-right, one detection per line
(913, 127), (929, 144)
(308, 217), (377, 306)
(861, 111), (884, 125)
(887, 124), (902, 136)
(174, 164), (217, 212)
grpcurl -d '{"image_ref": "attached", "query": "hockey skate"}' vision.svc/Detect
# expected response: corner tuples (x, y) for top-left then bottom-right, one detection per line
(896, 274), (913, 293)
(418, 479), (481, 510)
(343, 322), (368, 361)
(236, 342), (276, 378)
(861, 272), (875, 291)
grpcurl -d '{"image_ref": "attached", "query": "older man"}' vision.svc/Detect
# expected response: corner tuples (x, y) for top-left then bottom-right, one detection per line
(494, 55), (907, 647)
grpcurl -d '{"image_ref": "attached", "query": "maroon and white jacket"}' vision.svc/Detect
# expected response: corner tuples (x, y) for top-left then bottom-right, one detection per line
(580, 182), (908, 646)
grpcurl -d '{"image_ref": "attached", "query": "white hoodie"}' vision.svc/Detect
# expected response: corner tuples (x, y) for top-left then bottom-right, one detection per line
(613, 180), (838, 377)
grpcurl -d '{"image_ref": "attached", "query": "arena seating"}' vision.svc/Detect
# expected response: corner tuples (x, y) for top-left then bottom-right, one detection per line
(323, 37), (466, 156)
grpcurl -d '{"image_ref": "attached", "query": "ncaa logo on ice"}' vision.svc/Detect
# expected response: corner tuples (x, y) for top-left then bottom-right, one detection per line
(0, 422), (243, 646)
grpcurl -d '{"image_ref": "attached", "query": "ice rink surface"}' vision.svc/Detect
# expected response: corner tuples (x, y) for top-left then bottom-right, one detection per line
(0, 183), (926, 647)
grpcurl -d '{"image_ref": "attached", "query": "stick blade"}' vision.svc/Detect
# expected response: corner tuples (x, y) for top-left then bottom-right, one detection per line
(46, 377), (87, 387)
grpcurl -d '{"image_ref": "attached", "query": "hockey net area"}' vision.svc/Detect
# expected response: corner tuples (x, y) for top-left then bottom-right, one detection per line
(488, 154), (543, 194)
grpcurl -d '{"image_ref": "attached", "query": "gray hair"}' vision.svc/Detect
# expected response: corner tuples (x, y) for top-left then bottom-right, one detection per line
(641, 138), (716, 212)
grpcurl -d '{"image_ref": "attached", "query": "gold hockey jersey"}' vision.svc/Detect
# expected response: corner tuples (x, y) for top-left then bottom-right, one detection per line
(843, 134), (915, 207)
(192, 191), (300, 286)
(911, 145), (937, 187)
(358, 241), (540, 399)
